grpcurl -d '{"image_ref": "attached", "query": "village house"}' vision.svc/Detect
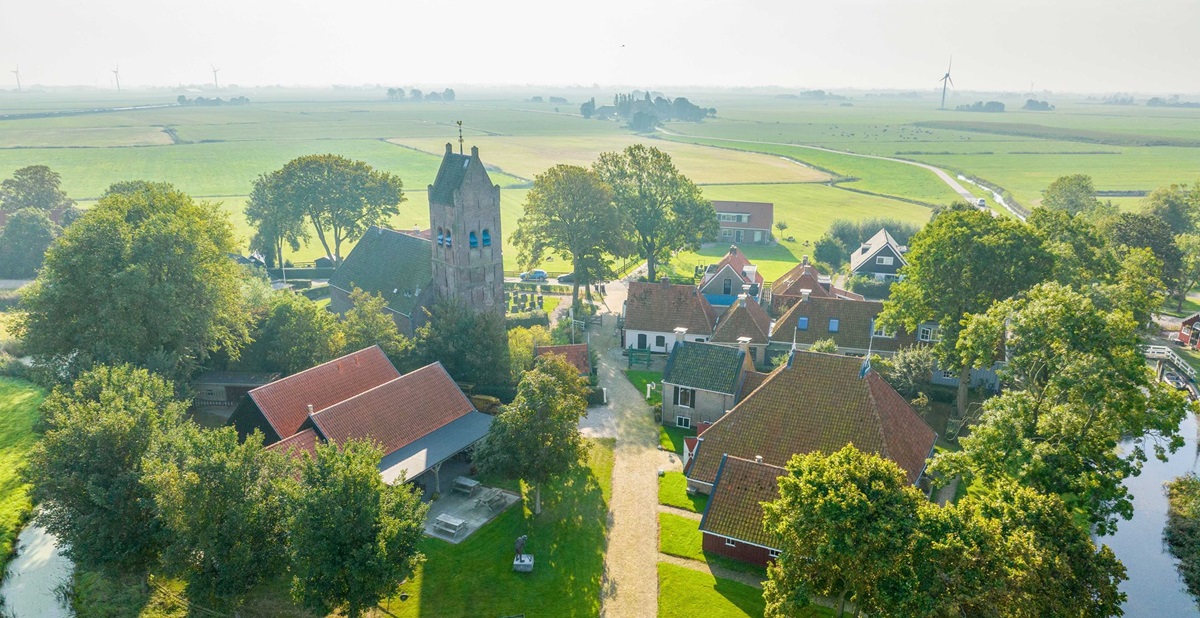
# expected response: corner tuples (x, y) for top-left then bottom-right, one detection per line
(1179, 313), (1200, 348)
(193, 370), (279, 408)
(661, 335), (756, 428)
(687, 350), (937, 566)
(848, 228), (909, 281)
(712, 200), (773, 245)
(229, 346), (492, 493)
(765, 256), (862, 313)
(622, 280), (717, 353)
(698, 245), (763, 309)
(535, 343), (592, 377)
(709, 292), (773, 367)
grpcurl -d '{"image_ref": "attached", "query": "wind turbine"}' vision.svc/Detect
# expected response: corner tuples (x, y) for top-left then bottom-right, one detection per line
(112, 64), (121, 92)
(210, 64), (220, 89)
(938, 57), (953, 110)
(11, 65), (20, 92)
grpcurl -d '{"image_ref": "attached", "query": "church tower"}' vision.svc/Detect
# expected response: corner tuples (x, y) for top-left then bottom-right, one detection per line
(428, 143), (504, 315)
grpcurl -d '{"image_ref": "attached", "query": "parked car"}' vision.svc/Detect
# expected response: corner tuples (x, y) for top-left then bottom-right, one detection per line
(519, 269), (548, 282)
(557, 272), (575, 283)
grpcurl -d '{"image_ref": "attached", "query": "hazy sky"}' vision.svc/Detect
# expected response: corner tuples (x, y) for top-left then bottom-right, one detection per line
(2, 0), (1197, 93)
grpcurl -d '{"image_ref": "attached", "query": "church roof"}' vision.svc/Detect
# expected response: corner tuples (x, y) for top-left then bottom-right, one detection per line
(329, 226), (432, 317)
(429, 143), (492, 205)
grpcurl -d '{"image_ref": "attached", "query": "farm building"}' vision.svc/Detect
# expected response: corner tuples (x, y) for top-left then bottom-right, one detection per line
(712, 200), (773, 245)
(328, 225), (435, 336)
(698, 455), (787, 567)
(622, 280), (717, 353)
(698, 245), (763, 308)
(848, 228), (908, 281)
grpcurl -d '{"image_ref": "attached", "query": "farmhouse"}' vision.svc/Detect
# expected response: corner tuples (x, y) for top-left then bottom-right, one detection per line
(710, 294), (772, 366)
(712, 200), (773, 244)
(766, 256), (862, 313)
(767, 295), (917, 358)
(622, 280), (717, 353)
(698, 245), (763, 308)
(329, 144), (504, 334)
(661, 337), (754, 428)
(688, 351), (937, 566)
(849, 228), (908, 281)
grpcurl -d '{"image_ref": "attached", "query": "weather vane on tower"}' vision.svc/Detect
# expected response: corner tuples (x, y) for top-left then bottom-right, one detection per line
(456, 120), (464, 154)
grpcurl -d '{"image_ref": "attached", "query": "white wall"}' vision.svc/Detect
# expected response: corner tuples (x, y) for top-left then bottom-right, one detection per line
(625, 329), (708, 353)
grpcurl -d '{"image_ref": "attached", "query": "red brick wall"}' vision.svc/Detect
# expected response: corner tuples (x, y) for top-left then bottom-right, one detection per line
(702, 532), (772, 567)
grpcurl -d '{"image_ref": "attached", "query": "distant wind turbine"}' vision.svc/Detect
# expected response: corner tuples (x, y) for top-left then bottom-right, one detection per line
(938, 57), (954, 110)
(210, 64), (220, 89)
(112, 64), (121, 92)
(11, 65), (21, 92)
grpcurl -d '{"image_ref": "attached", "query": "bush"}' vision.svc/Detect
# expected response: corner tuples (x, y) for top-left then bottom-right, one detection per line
(506, 310), (550, 330)
(505, 282), (571, 295)
(847, 275), (894, 300)
(300, 286), (330, 301)
(265, 267), (336, 279)
(288, 279), (312, 290)
(0, 291), (20, 312)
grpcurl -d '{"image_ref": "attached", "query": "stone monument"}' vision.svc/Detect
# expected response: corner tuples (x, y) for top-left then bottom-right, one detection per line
(512, 534), (534, 572)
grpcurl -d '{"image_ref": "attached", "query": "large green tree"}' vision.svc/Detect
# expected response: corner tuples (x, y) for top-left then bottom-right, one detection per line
(23, 365), (186, 570)
(1104, 211), (1182, 294)
(143, 423), (295, 599)
(290, 440), (427, 618)
(17, 181), (250, 382)
(512, 164), (624, 305)
(593, 144), (717, 281)
(1175, 232), (1200, 311)
(0, 208), (59, 278)
(238, 292), (343, 375)
(268, 154), (404, 263)
(942, 282), (1190, 533)
(245, 169), (308, 268)
(1040, 174), (1102, 217)
(414, 298), (511, 391)
(339, 287), (415, 370)
(879, 208), (1053, 414)
(1142, 182), (1200, 236)
(0, 164), (75, 212)
(474, 355), (590, 514)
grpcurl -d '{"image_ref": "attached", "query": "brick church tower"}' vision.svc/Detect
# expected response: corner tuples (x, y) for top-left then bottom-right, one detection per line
(428, 143), (504, 315)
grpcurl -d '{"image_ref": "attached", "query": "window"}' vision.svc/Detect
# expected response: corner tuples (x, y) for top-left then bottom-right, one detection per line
(637, 333), (647, 349)
(725, 538), (737, 548)
(676, 415), (691, 428)
(768, 548), (781, 559)
(677, 387), (695, 408)
(797, 317), (809, 330)
(941, 369), (957, 380)
(437, 227), (444, 246)
(876, 255), (894, 266)
(718, 213), (739, 222)
(695, 337), (706, 343)
(469, 231), (478, 248)
(872, 320), (893, 338)
(655, 335), (666, 349)
(445, 230), (452, 248)
(919, 326), (938, 342)
(723, 278), (732, 295)
(828, 318), (839, 333)
(720, 229), (733, 238)
(481, 229), (491, 247)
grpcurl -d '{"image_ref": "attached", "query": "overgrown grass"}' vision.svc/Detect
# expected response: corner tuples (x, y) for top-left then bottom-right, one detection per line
(623, 370), (662, 406)
(0, 377), (43, 579)
(390, 437), (615, 617)
(657, 512), (766, 578)
(659, 425), (693, 456)
(659, 471), (708, 513)
(68, 569), (315, 618)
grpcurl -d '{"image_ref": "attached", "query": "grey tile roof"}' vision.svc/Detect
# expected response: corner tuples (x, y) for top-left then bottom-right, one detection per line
(328, 226), (432, 317)
(663, 341), (745, 394)
(849, 228), (908, 272)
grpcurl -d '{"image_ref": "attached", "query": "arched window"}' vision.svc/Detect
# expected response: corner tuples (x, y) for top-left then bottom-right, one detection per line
(445, 230), (452, 248)
(482, 229), (492, 247)
(469, 231), (479, 249)
(437, 227), (444, 246)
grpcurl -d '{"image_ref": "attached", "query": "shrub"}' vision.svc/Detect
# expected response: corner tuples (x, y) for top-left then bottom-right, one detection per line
(506, 310), (550, 330)
(847, 275), (894, 300)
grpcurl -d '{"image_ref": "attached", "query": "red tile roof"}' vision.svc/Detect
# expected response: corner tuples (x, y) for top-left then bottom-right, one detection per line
(536, 344), (591, 376)
(624, 281), (718, 335)
(736, 370), (772, 403)
(712, 297), (772, 345)
(688, 351), (936, 487)
(712, 200), (774, 231)
(769, 296), (918, 353)
(700, 455), (786, 548)
(247, 346), (401, 440)
(706, 246), (765, 286)
(771, 258), (863, 305)
(267, 427), (320, 458)
(309, 362), (475, 457)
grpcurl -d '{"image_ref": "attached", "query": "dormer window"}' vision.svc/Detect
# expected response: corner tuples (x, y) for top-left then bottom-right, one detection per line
(482, 229), (492, 247)
(828, 318), (839, 333)
(469, 231), (479, 249)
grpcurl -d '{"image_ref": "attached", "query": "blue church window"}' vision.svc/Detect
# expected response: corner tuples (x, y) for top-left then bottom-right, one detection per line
(437, 227), (444, 246)
(469, 231), (479, 248)
(445, 230), (452, 247)
(482, 229), (492, 247)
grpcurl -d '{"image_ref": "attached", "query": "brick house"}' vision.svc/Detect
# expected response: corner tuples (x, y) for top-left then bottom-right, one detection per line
(712, 200), (773, 245)
(622, 280), (717, 353)
(848, 228), (908, 281)
(766, 256), (862, 314)
(661, 338), (755, 429)
(698, 455), (787, 566)
(698, 246), (763, 309)
(686, 350), (937, 566)
(710, 294), (773, 367)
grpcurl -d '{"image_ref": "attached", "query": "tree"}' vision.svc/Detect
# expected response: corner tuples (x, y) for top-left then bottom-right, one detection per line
(1027, 207), (1118, 289)
(808, 337), (838, 353)
(474, 355), (589, 514)
(507, 324), (553, 382)
(414, 298), (511, 390)
(1165, 473), (1200, 603)
(143, 424), (295, 599)
(0, 164), (75, 212)
(239, 292), (343, 375)
(875, 345), (936, 398)
(16, 181), (250, 382)
(1142, 182), (1199, 236)
(268, 155), (404, 263)
(813, 234), (847, 269)
(0, 208), (59, 278)
(774, 220), (788, 238)
(593, 144), (717, 281)
(290, 440), (427, 618)
(339, 287), (415, 369)
(580, 97), (596, 119)
(1175, 233), (1200, 311)
(1105, 211), (1182, 298)
(24, 365), (186, 570)
(512, 165), (624, 306)
(409, 88), (423, 102)
(442, 88), (455, 102)
(942, 282), (1189, 533)
(1041, 174), (1101, 216)
(879, 208), (1052, 414)
(245, 170), (308, 269)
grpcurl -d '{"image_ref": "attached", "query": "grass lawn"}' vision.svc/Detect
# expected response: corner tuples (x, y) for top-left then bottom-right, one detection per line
(542, 295), (562, 316)
(0, 378), (44, 579)
(623, 370), (662, 406)
(659, 471), (708, 513)
(390, 437), (615, 617)
(1160, 295), (1200, 319)
(658, 563), (773, 618)
(657, 512), (766, 578)
(659, 424), (693, 456)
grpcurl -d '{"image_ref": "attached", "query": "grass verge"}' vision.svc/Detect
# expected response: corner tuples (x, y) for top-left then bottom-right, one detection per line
(659, 472), (707, 513)
(659, 425), (693, 456)
(623, 370), (662, 406)
(657, 512), (766, 578)
(0, 378), (43, 581)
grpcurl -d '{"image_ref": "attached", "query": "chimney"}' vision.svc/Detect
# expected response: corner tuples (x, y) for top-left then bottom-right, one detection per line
(673, 327), (688, 345)
(739, 284), (751, 304)
(737, 336), (752, 357)
(444, 142), (453, 154)
(802, 255), (810, 266)
(800, 288), (812, 302)
(755, 455), (763, 464)
(728, 245), (738, 256)
(737, 336), (756, 373)
(660, 276), (671, 288)
(307, 404), (314, 416)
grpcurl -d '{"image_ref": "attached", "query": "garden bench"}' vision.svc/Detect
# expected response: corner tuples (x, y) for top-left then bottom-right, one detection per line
(433, 513), (467, 538)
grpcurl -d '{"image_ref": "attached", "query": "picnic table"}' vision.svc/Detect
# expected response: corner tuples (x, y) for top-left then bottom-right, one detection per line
(452, 476), (480, 496)
(433, 513), (467, 538)
(475, 487), (507, 512)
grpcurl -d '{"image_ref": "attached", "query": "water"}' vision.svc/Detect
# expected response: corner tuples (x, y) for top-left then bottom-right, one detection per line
(0, 523), (73, 618)
(1102, 411), (1200, 617)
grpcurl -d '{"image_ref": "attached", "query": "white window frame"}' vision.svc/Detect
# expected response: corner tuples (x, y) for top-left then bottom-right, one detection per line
(676, 415), (691, 429)
(919, 326), (938, 342)
(725, 538), (737, 548)
(768, 548), (781, 559)
(871, 320), (894, 339)
(876, 255), (894, 266)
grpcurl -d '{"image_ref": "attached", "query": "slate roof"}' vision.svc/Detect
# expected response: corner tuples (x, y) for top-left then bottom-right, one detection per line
(378, 411), (493, 484)
(699, 456), (786, 548)
(624, 281), (717, 335)
(712, 200), (774, 231)
(663, 341), (745, 395)
(430, 144), (473, 204)
(769, 296), (918, 353)
(308, 362), (476, 458)
(328, 226), (432, 317)
(246, 346), (400, 441)
(536, 344), (591, 376)
(849, 228), (908, 272)
(688, 351), (936, 486)
(712, 297), (772, 345)
(771, 258), (862, 302)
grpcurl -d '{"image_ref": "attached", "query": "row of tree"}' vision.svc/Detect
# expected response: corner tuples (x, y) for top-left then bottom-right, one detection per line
(955, 100), (1005, 112)
(385, 87), (456, 102)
